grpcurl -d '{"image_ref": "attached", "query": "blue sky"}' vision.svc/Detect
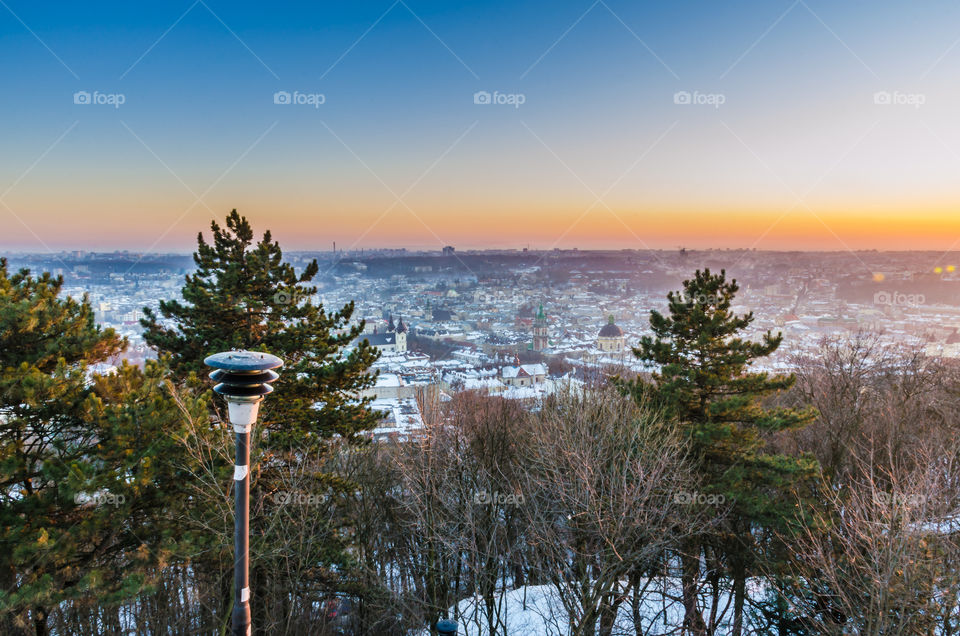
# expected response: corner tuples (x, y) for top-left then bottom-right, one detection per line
(3, 1), (960, 251)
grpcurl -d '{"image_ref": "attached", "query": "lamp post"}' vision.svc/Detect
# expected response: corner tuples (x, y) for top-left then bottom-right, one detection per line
(205, 350), (283, 636)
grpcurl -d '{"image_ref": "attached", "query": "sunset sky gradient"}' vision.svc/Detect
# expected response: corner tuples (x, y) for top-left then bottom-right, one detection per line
(2, 0), (960, 252)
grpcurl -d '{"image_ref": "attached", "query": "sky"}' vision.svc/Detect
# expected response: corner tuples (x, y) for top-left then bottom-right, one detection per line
(2, 0), (960, 253)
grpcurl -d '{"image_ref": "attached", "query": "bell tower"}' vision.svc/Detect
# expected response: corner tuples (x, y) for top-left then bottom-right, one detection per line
(533, 303), (548, 352)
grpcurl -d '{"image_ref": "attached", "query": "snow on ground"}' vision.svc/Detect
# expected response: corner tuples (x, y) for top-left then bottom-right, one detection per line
(416, 579), (761, 635)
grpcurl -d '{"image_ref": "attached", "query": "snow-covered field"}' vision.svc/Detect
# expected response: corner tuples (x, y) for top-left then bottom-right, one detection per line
(418, 580), (751, 635)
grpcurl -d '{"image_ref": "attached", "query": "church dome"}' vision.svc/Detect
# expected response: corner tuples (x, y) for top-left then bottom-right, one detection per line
(598, 315), (623, 337)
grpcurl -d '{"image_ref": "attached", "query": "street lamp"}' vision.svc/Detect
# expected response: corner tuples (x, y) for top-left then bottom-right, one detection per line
(205, 350), (283, 636)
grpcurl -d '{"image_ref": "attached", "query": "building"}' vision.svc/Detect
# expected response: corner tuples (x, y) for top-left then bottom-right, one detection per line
(361, 315), (408, 354)
(532, 303), (549, 352)
(368, 397), (425, 441)
(362, 330), (400, 353)
(597, 315), (625, 353)
(501, 363), (548, 387)
(395, 316), (408, 352)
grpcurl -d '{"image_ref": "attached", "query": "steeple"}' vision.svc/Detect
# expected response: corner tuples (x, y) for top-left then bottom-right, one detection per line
(533, 303), (549, 352)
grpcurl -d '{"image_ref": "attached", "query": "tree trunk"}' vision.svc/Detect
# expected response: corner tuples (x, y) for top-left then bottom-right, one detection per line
(598, 590), (623, 636)
(680, 545), (707, 636)
(731, 559), (746, 636)
(0, 563), (19, 635)
(33, 606), (48, 636)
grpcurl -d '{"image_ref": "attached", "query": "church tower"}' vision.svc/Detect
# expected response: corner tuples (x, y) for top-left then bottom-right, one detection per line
(395, 316), (408, 353)
(532, 303), (548, 352)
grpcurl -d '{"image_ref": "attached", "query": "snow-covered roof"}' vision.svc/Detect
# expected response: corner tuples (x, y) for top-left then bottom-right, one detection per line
(375, 373), (402, 388)
(369, 397), (424, 439)
(501, 363), (547, 379)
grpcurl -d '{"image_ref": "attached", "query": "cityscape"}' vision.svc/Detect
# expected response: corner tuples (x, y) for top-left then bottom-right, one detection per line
(7, 0), (960, 634)
(7, 245), (960, 441)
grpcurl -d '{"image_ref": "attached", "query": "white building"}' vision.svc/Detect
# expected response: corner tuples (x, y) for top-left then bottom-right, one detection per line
(500, 363), (548, 388)
(361, 316), (408, 354)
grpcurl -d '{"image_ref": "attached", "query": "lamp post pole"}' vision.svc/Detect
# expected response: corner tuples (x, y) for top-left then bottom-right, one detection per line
(205, 350), (283, 636)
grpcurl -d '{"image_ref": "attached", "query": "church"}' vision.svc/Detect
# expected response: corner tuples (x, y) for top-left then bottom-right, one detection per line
(362, 314), (408, 354)
(597, 315), (625, 353)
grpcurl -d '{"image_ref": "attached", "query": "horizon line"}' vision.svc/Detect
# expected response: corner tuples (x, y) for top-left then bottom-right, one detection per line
(4, 247), (960, 257)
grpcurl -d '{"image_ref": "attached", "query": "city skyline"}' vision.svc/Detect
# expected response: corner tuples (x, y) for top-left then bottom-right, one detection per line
(4, 0), (960, 252)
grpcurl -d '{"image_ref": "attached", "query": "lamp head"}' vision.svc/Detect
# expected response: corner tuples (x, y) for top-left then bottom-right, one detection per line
(204, 350), (283, 430)
(435, 620), (458, 636)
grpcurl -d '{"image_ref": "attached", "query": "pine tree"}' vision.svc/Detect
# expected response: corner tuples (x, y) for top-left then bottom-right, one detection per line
(141, 209), (380, 449)
(623, 269), (817, 636)
(140, 210), (381, 628)
(0, 259), (161, 635)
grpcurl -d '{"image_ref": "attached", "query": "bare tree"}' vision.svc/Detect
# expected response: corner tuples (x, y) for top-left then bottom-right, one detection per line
(382, 391), (530, 634)
(782, 443), (960, 635)
(769, 334), (960, 634)
(520, 388), (699, 636)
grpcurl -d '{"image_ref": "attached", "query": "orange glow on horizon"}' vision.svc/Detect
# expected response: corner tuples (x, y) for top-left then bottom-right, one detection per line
(5, 195), (960, 252)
